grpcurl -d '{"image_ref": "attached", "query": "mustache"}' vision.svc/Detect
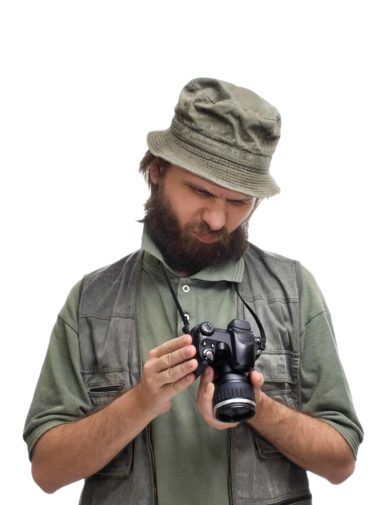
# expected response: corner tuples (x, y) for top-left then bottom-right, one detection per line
(187, 221), (228, 239)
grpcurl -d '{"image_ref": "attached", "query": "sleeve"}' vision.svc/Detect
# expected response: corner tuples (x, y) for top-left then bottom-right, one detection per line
(298, 265), (364, 457)
(23, 280), (94, 460)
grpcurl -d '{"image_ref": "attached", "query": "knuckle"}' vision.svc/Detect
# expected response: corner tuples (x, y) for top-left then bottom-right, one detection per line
(171, 381), (180, 393)
(185, 358), (196, 370)
(165, 352), (172, 367)
(166, 366), (175, 382)
(143, 361), (152, 374)
(182, 346), (193, 359)
(162, 353), (172, 370)
(148, 349), (157, 359)
(172, 376), (188, 393)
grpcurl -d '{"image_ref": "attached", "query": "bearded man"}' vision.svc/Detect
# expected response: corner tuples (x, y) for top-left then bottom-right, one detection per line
(24, 78), (363, 505)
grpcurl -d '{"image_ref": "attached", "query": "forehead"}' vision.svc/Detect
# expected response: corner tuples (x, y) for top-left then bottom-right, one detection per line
(169, 164), (253, 200)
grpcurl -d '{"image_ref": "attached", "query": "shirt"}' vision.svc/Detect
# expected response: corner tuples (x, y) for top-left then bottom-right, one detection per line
(24, 233), (363, 505)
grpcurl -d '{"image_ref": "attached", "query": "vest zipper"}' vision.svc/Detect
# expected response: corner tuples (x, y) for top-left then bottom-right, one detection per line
(136, 258), (158, 504)
(228, 429), (233, 505)
(146, 424), (159, 505)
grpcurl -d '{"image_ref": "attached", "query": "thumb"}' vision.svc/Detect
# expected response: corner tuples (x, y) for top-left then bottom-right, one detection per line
(198, 366), (214, 402)
(250, 371), (264, 390)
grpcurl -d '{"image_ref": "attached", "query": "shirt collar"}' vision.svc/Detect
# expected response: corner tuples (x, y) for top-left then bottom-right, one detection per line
(141, 227), (245, 283)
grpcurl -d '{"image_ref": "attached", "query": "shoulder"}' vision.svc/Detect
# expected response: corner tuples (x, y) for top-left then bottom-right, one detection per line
(82, 250), (142, 288)
(242, 243), (302, 302)
(79, 250), (143, 316)
(244, 242), (301, 282)
(244, 244), (328, 308)
(58, 279), (83, 329)
(57, 251), (143, 325)
(297, 264), (330, 323)
(245, 242), (300, 265)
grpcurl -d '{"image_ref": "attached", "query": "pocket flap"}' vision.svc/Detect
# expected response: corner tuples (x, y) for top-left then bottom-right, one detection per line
(255, 350), (299, 383)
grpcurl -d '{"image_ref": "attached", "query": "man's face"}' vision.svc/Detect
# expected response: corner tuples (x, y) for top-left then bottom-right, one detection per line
(143, 164), (256, 275)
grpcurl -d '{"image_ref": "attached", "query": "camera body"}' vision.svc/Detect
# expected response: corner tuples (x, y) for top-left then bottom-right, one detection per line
(191, 319), (264, 422)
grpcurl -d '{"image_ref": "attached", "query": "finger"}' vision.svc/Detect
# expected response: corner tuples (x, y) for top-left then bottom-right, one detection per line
(168, 371), (196, 394)
(152, 344), (197, 374)
(250, 371), (264, 389)
(198, 376), (215, 418)
(197, 372), (239, 429)
(159, 357), (198, 385)
(197, 366), (214, 404)
(204, 388), (240, 429)
(150, 334), (192, 359)
(197, 365), (213, 396)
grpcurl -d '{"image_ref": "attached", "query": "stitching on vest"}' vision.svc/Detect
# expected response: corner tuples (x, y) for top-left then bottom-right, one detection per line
(79, 314), (135, 320)
(57, 315), (78, 335)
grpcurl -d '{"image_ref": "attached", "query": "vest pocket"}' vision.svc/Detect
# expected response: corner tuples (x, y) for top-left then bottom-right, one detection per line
(89, 384), (124, 393)
(82, 368), (131, 408)
(95, 444), (133, 476)
(255, 350), (299, 408)
(253, 349), (300, 461)
(88, 382), (125, 405)
(232, 424), (311, 504)
(82, 369), (133, 476)
(254, 433), (284, 460)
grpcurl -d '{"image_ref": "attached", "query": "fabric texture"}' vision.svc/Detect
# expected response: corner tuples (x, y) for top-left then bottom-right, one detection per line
(24, 234), (363, 505)
(147, 78), (281, 198)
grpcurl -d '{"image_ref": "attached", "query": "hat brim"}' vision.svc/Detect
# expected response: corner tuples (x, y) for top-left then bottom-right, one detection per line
(147, 129), (280, 198)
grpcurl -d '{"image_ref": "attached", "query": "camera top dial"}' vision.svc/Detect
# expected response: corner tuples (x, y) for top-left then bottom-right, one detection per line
(199, 322), (215, 336)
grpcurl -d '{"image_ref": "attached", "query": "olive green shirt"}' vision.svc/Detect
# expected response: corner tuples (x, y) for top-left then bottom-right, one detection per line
(24, 235), (363, 505)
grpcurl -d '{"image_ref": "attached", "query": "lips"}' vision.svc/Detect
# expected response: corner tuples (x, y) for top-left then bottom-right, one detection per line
(192, 230), (221, 243)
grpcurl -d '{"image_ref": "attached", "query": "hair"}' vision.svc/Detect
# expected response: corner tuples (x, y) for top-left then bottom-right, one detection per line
(139, 150), (171, 194)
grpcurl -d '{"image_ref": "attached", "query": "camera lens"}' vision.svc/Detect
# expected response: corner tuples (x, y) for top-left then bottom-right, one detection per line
(213, 374), (256, 423)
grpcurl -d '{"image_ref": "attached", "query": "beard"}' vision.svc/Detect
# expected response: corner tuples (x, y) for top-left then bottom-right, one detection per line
(142, 187), (249, 276)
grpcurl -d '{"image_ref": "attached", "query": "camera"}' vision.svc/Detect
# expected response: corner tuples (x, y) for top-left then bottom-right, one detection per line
(191, 319), (265, 423)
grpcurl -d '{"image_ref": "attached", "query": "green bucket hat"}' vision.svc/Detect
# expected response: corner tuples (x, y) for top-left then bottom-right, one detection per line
(147, 77), (281, 198)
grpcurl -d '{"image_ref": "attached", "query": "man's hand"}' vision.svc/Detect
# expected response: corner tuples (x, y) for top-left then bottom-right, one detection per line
(32, 334), (198, 493)
(135, 334), (198, 419)
(196, 366), (264, 430)
(248, 382), (356, 484)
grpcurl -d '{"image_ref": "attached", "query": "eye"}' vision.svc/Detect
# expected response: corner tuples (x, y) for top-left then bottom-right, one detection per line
(186, 183), (212, 198)
(227, 199), (252, 207)
(195, 189), (212, 198)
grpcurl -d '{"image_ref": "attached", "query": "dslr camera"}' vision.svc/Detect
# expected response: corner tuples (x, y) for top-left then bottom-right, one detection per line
(191, 319), (265, 423)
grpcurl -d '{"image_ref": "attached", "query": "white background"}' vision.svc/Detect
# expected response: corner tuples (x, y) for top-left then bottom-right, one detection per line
(1, 1), (386, 503)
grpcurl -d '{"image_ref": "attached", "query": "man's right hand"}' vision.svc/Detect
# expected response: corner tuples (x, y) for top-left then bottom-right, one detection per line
(134, 334), (198, 419)
(32, 334), (198, 493)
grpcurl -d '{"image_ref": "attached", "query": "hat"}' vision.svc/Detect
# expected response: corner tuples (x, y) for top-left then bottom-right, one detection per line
(147, 78), (281, 198)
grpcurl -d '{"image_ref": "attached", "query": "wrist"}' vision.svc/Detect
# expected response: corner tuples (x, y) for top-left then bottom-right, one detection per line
(121, 385), (157, 425)
(248, 391), (278, 429)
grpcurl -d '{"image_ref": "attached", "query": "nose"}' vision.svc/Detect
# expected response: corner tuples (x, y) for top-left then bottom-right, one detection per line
(202, 200), (227, 231)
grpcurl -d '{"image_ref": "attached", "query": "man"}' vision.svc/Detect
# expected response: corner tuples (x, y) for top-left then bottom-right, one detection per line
(24, 78), (363, 505)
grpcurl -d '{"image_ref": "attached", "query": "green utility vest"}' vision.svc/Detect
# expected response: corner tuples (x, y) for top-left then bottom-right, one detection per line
(77, 244), (312, 505)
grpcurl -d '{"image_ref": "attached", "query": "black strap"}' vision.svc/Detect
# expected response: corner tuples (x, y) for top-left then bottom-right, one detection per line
(234, 283), (266, 351)
(159, 261), (266, 350)
(159, 262), (190, 334)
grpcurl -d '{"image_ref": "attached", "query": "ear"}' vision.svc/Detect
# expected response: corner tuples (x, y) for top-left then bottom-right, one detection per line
(149, 161), (165, 186)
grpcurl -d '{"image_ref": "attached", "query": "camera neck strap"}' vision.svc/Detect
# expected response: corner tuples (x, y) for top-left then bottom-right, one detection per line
(234, 283), (266, 350)
(159, 262), (191, 334)
(159, 262), (266, 349)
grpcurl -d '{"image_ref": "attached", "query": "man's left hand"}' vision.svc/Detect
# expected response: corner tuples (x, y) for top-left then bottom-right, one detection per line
(196, 366), (264, 429)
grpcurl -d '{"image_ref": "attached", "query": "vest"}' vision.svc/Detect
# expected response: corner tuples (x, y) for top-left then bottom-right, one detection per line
(77, 244), (312, 505)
